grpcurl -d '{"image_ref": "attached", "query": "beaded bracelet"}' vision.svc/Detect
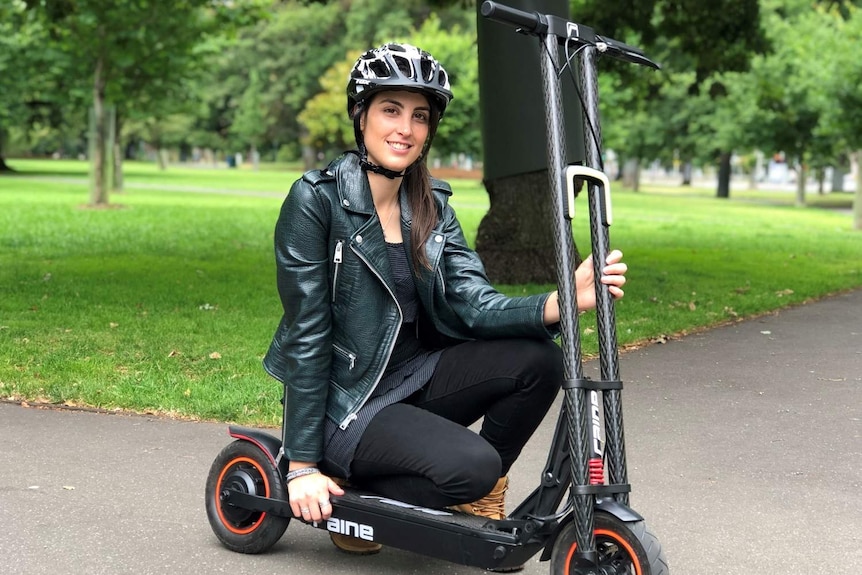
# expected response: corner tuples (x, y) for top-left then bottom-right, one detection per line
(285, 467), (320, 483)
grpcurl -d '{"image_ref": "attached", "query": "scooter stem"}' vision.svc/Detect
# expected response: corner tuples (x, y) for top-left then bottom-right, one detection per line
(578, 45), (630, 506)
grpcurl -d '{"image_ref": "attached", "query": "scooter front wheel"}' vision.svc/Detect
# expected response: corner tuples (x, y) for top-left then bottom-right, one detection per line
(550, 512), (669, 575)
(205, 440), (289, 553)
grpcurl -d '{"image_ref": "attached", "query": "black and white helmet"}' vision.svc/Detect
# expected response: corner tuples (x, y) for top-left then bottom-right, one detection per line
(347, 43), (453, 118)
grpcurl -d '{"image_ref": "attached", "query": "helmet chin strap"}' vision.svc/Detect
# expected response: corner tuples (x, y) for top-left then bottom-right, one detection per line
(358, 147), (407, 179)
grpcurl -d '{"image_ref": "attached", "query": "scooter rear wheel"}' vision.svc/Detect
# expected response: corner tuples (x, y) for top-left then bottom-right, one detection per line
(205, 440), (289, 553)
(550, 512), (669, 575)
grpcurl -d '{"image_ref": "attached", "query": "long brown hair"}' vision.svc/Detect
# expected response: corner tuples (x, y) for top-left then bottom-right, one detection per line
(404, 105), (441, 272)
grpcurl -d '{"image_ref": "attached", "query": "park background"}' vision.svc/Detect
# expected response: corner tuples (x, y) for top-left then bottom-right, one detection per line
(1, 0), (861, 422)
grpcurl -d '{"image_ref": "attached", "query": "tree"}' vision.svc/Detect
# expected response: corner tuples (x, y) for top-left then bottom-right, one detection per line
(569, 0), (768, 200)
(193, 2), (351, 167)
(24, 0), (257, 205)
(0, 3), (75, 172)
(819, 3), (862, 229)
(298, 53), (360, 158)
(230, 68), (268, 169)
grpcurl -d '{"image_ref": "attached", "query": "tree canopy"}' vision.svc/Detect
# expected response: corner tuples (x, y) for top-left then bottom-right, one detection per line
(2, 0), (860, 227)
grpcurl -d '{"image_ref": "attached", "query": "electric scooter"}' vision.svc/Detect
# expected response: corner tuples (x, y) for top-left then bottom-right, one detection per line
(205, 2), (668, 573)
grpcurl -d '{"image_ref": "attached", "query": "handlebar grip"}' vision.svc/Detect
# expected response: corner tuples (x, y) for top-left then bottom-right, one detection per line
(480, 1), (543, 33)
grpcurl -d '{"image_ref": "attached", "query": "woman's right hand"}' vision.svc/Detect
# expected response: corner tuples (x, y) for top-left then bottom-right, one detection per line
(287, 469), (345, 522)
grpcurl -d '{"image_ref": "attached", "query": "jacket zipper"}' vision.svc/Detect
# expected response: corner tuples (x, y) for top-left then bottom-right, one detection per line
(339, 244), (403, 430)
(331, 240), (343, 303)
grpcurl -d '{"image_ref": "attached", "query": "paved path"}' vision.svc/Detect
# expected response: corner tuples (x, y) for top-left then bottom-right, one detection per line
(2, 290), (860, 575)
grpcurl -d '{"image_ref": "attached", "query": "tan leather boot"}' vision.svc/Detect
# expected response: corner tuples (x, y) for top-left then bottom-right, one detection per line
(453, 476), (508, 520)
(329, 532), (383, 555)
(328, 477), (383, 555)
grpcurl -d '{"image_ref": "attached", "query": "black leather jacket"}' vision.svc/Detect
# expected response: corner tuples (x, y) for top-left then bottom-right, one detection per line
(263, 153), (556, 463)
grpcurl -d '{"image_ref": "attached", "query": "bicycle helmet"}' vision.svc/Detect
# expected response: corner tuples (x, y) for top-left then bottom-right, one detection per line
(347, 43), (453, 118)
(346, 43), (454, 179)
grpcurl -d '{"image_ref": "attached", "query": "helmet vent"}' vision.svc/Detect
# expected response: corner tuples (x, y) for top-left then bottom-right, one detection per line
(368, 60), (391, 79)
(392, 55), (413, 79)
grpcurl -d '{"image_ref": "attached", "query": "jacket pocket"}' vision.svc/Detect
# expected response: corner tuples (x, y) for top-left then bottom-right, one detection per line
(332, 343), (356, 371)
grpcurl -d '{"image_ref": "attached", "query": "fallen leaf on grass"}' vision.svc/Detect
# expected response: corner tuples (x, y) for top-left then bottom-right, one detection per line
(167, 350), (182, 358)
(209, 352), (222, 360)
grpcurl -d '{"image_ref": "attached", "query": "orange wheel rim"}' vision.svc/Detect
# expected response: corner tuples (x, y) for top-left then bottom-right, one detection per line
(215, 456), (271, 535)
(563, 528), (643, 575)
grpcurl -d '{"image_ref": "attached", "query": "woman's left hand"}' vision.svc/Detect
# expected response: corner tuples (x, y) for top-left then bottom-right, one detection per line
(542, 249), (627, 324)
(574, 249), (627, 311)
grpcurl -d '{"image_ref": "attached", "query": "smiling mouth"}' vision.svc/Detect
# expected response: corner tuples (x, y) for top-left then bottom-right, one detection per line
(388, 141), (411, 150)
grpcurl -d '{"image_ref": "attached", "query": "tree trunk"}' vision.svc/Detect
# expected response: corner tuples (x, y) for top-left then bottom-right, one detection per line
(475, 0), (582, 284)
(681, 162), (692, 186)
(853, 151), (862, 231)
(0, 127), (12, 172)
(113, 113), (124, 192)
(90, 55), (108, 206)
(156, 147), (168, 170)
(831, 166), (845, 192)
(716, 151), (731, 198)
(251, 144), (260, 171)
(795, 160), (806, 207)
(476, 170), (559, 283)
(623, 158), (641, 191)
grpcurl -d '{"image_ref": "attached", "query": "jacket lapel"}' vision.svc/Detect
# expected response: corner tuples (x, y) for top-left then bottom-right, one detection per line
(334, 153), (394, 288)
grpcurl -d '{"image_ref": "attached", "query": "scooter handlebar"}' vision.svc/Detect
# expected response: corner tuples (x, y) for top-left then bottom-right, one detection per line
(480, 1), (545, 34)
(481, 0), (661, 70)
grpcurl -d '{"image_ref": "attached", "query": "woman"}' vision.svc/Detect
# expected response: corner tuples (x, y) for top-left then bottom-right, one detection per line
(263, 43), (627, 555)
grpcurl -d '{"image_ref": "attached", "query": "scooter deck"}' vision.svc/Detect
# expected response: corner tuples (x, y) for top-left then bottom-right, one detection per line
(322, 487), (548, 569)
(227, 483), (548, 570)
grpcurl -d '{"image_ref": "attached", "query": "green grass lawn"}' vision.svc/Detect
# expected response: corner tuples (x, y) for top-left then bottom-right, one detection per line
(2, 158), (860, 426)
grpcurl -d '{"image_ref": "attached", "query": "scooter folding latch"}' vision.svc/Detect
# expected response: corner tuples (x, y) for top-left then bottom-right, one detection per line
(563, 378), (623, 391)
(564, 165), (612, 225)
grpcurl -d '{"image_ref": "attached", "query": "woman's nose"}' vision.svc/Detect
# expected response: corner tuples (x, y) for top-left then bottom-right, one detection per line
(397, 117), (412, 136)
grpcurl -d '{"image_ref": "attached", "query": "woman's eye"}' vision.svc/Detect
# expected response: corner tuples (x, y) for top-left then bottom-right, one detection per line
(415, 113), (429, 123)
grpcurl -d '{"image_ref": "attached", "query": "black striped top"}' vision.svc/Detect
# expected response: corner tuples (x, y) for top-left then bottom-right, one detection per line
(321, 242), (442, 478)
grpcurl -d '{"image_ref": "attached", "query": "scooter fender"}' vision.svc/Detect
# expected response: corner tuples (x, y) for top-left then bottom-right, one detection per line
(227, 425), (283, 468)
(539, 498), (644, 561)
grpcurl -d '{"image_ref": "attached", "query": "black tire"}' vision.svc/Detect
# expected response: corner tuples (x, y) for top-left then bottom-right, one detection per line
(205, 440), (290, 554)
(550, 512), (669, 575)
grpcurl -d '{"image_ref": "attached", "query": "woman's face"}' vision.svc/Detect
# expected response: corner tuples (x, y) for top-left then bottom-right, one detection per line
(360, 90), (431, 173)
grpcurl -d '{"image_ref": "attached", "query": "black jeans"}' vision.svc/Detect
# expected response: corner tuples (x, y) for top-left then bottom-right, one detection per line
(349, 338), (563, 508)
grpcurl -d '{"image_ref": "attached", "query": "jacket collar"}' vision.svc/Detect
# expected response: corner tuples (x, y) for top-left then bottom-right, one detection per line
(331, 152), (376, 216)
(330, 151), (452, 218)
